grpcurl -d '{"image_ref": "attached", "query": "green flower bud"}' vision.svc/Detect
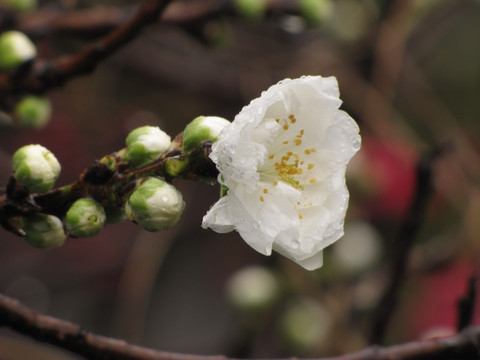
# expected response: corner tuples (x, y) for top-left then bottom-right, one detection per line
(65, 198), (106, 238)
(234, 0), (267, 19)
(0, 31), (37, 71)
(15, 96), (51, 129)
(1, 0), (37, 13)
(226, 265), (279, 312)
(23, 213), (66, 248)
(125, 126), (171, 168)
(125, 177), (185, 232)
(182, 116), (230, 152)
(299, 0), (333, 25)
(12, 144), (61, 193)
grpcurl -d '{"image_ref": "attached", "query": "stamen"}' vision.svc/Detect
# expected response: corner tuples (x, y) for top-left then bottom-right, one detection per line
(263, 188), (268, 194)
(307, 164), (314, 170)
(309, 178), (317, 184)
(260, 196), (264, 202)
(294, 139), (302, 146)
(289, 114), (297, 123)
(305, 149), (311, 155)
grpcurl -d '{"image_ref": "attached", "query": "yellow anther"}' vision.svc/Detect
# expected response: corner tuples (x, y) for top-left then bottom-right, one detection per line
(299, 213), (303, 219)
(288, 114), (297, 123)
(309, 178), (317, 184)
(294, 139), (302, 146)
(263, 188), (268, 194)
(307, 164), (314, 170)
(274, 180), (278, 185)
(283, 124), (289, 130)
(311, 148), (317, 153)
(268, 155), (274, 159)
(283, 141), (289, 145)
(305, 149), (311, 155)
(260, 196), (264, 202)
(275, 119), (280, 123)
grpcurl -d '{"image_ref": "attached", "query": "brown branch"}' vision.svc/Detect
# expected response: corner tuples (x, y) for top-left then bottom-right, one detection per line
(15, 0), (302, 40)
(1, 292), (480, 360)
(0, 0), (174, 96)
(369, 146), (448, 344)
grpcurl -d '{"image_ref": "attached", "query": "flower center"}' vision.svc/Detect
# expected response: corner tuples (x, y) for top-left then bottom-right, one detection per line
(258, 114), (318, 193)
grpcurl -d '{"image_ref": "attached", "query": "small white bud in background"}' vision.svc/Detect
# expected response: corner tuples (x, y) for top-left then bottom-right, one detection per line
(182, 116), (230, 152)
(280, 298), (331, 351)
(23, 213), (66, 248)
(65, 198), (106, 238)
(0, 31), (37, 71)
(12, 144), (61, 193)
(226, 265), (279, 312)
(15, 96), (51, 129)
(125, 177), (185, 232)
(332, 221), (382, 273)
(125, 126), (171, 168)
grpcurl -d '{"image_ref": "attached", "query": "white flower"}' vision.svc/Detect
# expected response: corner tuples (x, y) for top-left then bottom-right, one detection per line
(202, 76), (360, 270)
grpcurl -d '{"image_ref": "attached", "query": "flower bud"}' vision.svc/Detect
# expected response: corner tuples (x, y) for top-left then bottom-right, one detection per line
(165, 158), (189, 177)
(233, 0), (267, 19)
(23, 213), (66, 248)
(299, 0), (333, 25)
(0, 31), (37, 71)
(226, 265), (279, 312)
(65, 198), (106, 238)
(125, 177), (185, 232)
(280, 298), (331, 351)
(182, 116), (230, 152)
(12, 144), (61, 193)
(2, 0), (37, 13)
(125, 126), (171, 168)
(15, 96), (51, 129)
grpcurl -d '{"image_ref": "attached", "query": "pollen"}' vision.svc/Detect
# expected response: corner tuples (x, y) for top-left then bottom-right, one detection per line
(274, 180), (278, 185)
(260, 196), (264, 202)
(263, 188), (268, 194)
(307, 163), (314, 170)
(283, 124), (289, 130)
(294, 139), (302, 146)
(309, 178), (317, 184)
(283, 141), (289, 145)
(268, 155), (274, 159)
(275, 119), (280, 123)
(289, 114), (297, 123)
(311, 148), (317, 153)
(305, 149), (311, 155)
(299, 213), (303, 220)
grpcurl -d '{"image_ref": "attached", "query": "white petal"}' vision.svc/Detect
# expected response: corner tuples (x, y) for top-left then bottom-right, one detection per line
(202, 196), (235, 233)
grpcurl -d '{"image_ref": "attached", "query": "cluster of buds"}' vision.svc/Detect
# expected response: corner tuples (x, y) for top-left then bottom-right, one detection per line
(7, 115), (230, 248)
